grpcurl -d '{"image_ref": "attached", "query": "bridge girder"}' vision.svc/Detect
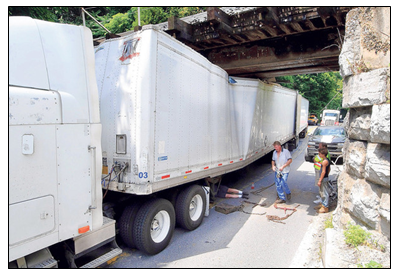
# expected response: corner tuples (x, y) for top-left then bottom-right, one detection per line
(165, 7), (352, 78)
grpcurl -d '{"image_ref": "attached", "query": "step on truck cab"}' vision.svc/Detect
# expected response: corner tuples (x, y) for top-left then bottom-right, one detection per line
(9, 17), (121, 268)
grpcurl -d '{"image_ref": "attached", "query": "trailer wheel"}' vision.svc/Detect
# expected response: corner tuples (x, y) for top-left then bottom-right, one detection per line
(119, 202), (141, 248)
(304, 149), (312, 162)
(133, 198), (175, 255)
(176, 185), (206, 231)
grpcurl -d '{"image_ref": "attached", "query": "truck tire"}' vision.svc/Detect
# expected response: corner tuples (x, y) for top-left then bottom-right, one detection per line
(133, 198), (175, 255)
(304, 150), (312, 162)
(176, 185), (206, 231)
(119, 202), (141, 248)
(284, 142), (289, 150)
(299, 128), (306, 138)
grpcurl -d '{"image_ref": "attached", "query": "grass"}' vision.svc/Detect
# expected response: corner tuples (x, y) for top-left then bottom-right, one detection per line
(357, 260), (383, 268)
(324, 215), (334, 229)
(343, 222), (371, 248)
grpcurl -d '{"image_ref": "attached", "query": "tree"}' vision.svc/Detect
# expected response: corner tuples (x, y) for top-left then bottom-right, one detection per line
(105, 10), (135, 34)
(276, 72), (343, 115)
(9, 7), (82, 24)
(9, 7), (207, 38)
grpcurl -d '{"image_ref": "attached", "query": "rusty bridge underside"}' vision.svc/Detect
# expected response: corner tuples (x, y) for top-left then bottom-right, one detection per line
(96, 7), (352, 79)
(164, 7), (352, 79)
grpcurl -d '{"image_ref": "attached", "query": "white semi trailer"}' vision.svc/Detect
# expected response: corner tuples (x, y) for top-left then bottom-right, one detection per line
(9, 18), (309, 267)
(94, 24), (309, 255)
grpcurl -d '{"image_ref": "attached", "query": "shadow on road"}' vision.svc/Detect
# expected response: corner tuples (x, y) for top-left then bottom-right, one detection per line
(102, 138), (330, 268)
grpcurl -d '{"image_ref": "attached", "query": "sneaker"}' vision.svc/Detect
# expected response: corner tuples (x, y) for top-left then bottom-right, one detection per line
(242, 191), (249, 196)
(275, 199), (286, 204)
(242, 194), (249, 199)
(286, 193), (291, 200)
(318, 206), (329, 213)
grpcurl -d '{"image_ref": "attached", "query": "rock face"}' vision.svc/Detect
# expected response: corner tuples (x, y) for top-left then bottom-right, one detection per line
(335, 7), (390, 240)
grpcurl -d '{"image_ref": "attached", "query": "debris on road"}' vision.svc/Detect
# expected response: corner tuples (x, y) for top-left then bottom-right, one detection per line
(266, 204), (300, 224)
(214, 202), (242, 214)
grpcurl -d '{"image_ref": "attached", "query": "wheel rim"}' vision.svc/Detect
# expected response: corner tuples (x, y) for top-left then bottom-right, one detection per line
(189, 194), (203, 221)
(150, 210), (170, 243)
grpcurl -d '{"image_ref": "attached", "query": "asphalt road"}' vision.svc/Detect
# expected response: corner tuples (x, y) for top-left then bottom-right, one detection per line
(101, 126), (335, 268)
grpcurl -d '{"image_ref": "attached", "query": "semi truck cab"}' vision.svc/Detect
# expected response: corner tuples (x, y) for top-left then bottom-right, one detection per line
(320, 109), (340, 126)
(9, 17), (121, 268)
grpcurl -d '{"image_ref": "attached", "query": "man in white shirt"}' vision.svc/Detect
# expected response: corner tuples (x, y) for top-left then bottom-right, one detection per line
(271, 141), (292, 203)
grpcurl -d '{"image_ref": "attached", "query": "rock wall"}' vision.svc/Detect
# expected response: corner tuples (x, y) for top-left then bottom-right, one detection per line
(334, 7), (390, 239)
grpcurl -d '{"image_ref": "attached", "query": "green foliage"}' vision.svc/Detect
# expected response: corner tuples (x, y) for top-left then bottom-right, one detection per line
(9, 7), (206, 39)
(344, 222), (371, 248)
(102, 7), (206, 37)
(324, 215), (334, 229)
(173, 7), (206, 17)
(105, 11), (135, 34)
(276, 72), (343, 116)
(357, 260), (383, 268)
(131, 7), (167, 28)
(9, 7), (81, 24)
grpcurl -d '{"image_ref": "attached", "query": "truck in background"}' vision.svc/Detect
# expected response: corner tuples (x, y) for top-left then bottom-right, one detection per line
(9, 18), (309, 267)
(320, 109), (340, 126)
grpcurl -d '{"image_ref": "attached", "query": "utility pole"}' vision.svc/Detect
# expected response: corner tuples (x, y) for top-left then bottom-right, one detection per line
(138, 7), (141, 26)
(319, 89), (342, 114)
(81, 7), (111, 33)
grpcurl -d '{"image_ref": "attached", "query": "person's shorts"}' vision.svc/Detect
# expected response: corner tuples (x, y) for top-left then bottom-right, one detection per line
(216, 185), (229, 198)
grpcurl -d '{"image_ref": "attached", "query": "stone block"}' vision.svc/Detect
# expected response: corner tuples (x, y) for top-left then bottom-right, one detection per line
(359, 7), (391, 71)
(347, 107), (371, 141)
(348, 179), (380, 229)
(342, 68), (388, 108)
(379, 193), (390, 238)
(345, 140), (367, 179)
(339, 8), (390, 78)
(365, 143), (390, 188)
(339, 8), (362, 78)
(333, 171), (356, 229)
(370, 104), (390, 144)
(379, 193), (390, 222)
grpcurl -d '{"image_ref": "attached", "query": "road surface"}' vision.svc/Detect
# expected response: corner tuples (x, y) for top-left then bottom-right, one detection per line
(100, 126), (340, 268)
